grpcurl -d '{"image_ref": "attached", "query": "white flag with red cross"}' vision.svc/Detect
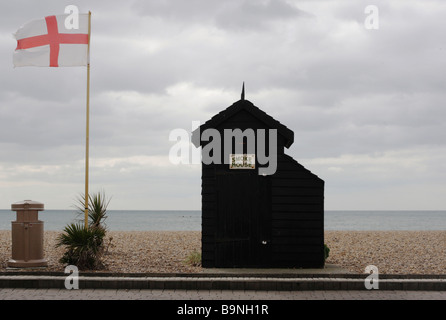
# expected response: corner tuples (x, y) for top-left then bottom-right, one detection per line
(13, 14), (89, 67)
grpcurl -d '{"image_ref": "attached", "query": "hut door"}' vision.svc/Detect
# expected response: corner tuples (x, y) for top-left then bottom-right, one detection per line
(215, 173), (271, 267)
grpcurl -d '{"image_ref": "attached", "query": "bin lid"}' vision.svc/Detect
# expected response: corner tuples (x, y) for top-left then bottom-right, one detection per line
(11, 200), (44, 211)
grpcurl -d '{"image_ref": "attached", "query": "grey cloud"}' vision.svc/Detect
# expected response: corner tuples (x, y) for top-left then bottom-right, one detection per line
(2, 1), (446, 210)
(133, 0), (311, 31)
(214, 0), (312, 31)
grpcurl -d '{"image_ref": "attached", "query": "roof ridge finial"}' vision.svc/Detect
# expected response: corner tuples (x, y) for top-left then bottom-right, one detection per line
(241, 82), (245, 100)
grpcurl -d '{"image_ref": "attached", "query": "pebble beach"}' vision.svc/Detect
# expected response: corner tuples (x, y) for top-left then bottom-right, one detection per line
(0, 230), (444, 274)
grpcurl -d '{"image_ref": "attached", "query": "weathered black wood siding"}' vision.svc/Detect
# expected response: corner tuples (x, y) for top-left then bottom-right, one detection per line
(201, 164), (217, 268)
(195, 99), (324, 268)
(201, 157), (324, 268)
(270, 154), (324, 267)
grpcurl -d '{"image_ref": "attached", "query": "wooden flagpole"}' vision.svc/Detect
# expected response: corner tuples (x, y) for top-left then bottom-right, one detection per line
(84, 11), (91, 229)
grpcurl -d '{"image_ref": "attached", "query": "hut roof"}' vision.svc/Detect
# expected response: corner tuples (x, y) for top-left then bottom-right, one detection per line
(192, 98), (294, 148)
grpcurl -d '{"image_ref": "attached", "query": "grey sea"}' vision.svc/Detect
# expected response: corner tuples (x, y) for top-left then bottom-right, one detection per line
(0, 210), (445, 231)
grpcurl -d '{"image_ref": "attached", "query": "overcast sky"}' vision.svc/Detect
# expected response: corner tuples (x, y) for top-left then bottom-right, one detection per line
(1, 0), (445, 210)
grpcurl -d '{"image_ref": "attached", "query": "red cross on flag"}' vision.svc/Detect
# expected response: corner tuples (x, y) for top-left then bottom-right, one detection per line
(14, 14), (89, 67)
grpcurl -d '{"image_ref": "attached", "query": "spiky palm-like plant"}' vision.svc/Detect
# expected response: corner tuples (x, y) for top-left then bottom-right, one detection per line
(75, 191), (111, 229)
(56, 222), (106, 270)
(56, 191), (111, 270)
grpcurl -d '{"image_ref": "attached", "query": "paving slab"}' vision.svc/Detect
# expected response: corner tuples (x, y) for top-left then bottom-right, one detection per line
(0, 273), (445, 291)
(1, 264), (445, 291)
(203, 264), (351, 275)
(1, 288), (446, 300)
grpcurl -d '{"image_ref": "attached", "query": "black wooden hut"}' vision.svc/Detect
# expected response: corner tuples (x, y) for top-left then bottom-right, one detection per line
(192, 91), (324, 268)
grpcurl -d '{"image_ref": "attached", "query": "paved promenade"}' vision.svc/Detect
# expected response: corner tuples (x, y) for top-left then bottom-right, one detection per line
(1, 288), (445, 300)
(1, 265), (444, 301)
